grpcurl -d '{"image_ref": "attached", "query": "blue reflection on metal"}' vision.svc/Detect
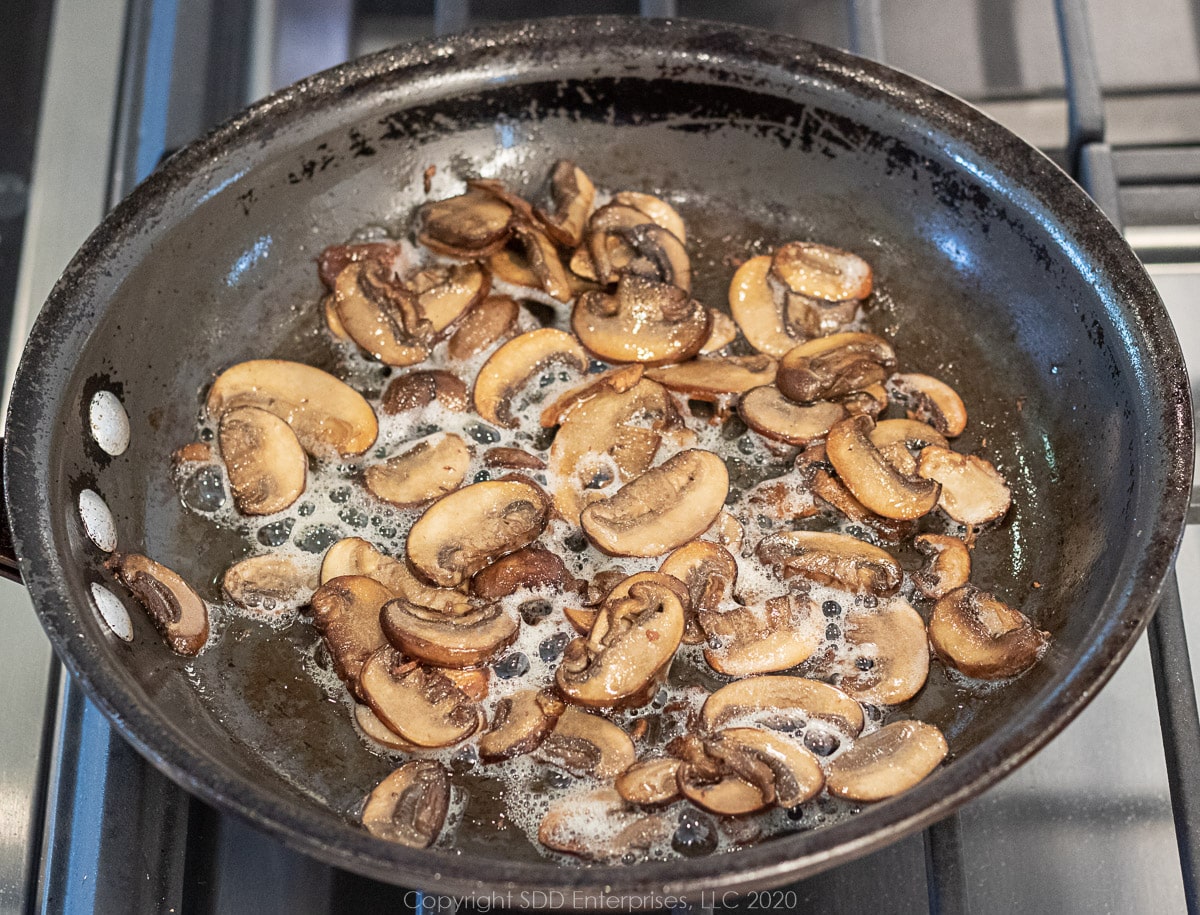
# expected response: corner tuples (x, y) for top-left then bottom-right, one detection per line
(496, 122), (516, 149)
(61, 699), (111, 913)
(932, 229), (973, 271)
(227, 235), (272, 286)
(135, 0), (179, 182)
(198, 169), (246, 205)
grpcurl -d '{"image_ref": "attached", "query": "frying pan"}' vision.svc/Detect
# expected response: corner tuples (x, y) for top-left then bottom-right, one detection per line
(1, 16), (1192, 904)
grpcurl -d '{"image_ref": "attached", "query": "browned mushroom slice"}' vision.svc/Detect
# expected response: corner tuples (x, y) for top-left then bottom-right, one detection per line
(557, 573), (686, 708)
(441, 666), (491, 702)
(538, 788), (672, 861)
(207, 360), (378, 458)
(887, 373), (968, 437)
(707, 727), (824, 808)
(741, 477), (819, 523)
(770, 241), (872, 302)
(409, 261), (492, 339)
(482, 447), (546, 471)
(756, 530), (902, 595)
(612, 191), (687, 244)
(729, 255), (803, 358)
(929, 585), (1049, 679)
(840, 597), (930, 705)
(842, 381), (889, 418)
(826, 415), (940, 521)
(703, 511), (745, 555)
(466, 178), (537, 224)
(913, 534), (971, 599)
(323, 293), (351, 341)
(407, 479), (549, 587)
(473, 328), (589, 428)
(739, 386), (847, 445)
(360, 648), (481, 747)
(380, 369), (469, 415)
(362, 760), (451, 847)
(332, 259), (431, 367)
(659, 540), (737, 645)
(700, 594), (822, 676)
(479, 689), (565, 762)
(108, 553), (209, 655)
(317, 241), (399, 290)
(538, 364), (645, 427)
(447, 294), (520, 361)
(364, 433), (470, 508)
(536, 160), (596, 248)
(615, 223), (692, 293)
(510, 221), (573, 302)
(171, 441), (212, 466)
(354, 703), (424, 751)
(615, 758), (683, 806)
(807, 467), (912, 543)
(701, 309), (739, 354)
(917, 447), (1012, 526)
(470, 545), (572, 600)
(825, 721), (948, 802)
(311, 575), (391, 697)
(782, 292), (859, 339)
(417, 188), (513, 257)
(320, 537), (444, 602)
(222, 554), (317, 613)
(701, 676), (864, 736)
(776, 332), (896, 404)
(381, 598), (517, 668)
(536, 706), (637, 777)
(573, 275), (711, 366)
(645, 355), (776, 401)
(585, 203), (654, 282)
(217, 406), (306, 516)
(581, 449), (729, 557)
(672, 735), (770, 816)
(561, 570), (670, 638)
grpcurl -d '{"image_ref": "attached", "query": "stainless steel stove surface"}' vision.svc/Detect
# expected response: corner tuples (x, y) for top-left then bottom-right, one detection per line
(2, 1), (1198, 912)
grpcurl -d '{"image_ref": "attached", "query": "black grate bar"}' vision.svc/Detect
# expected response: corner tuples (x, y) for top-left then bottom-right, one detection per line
(923, 813), (970, 914)
(1053, 0), (1106, 173)
(1148, 573), (1200, 915)
(434, 0), (470, 36)
(639, 0), (678, 17)
(846, 0), (884, 62)
(1078, 141), (1123, 224)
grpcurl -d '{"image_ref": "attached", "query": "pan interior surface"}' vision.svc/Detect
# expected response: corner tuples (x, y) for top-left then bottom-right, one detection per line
(6, 19), (1189, 898)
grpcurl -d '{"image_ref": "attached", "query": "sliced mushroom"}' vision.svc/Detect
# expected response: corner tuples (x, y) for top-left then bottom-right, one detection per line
(613, 223), (691, 292)
(417, 188), (513, 257)
(701, 676), (864, 736)
(442, 666), (491, 702)
(756, 530), (902, 595)
(381, 596), (517, 668)
(380, 369), (469, 415)
(768, 241), (872, 337)
(354, 703), (423, 752)
(573, 275), (711, 366)
(839, 597), (930, 705)
(323, 293), (351, 342)
(535, 706), (636, 777)
(842, 381), (889, 418)
(406, 479), (549, 587)
(887, 373), (968, 437)
(929, 585), (1049, 679)
(479, 689), (565, 762)
(913, 534), (971, 599)
(557, 573), (686, 708)
(171, 441), (212, 466)
(659, 540), (737, 645)
(825, 720), (948, 802)
(869, 418), (949, 455)
(538, 788), (672, 862)
(319, 537), (461, 609)
(362, 760), (450, 847)
(703, 511), (745, 555)
(408, 261), (493, 339)
(825, 415), (940, 521)
(615, 758), (683, 806)
(317, 241), (400, 290)
(645, 355), (777, 400)
(470, 545), (572, 600)
(776, 332), (896, 404)
(467, 178), (538, 225)
(700, 594), (823, 676)
(482, 447), (546, 471)
(581, 449), (729, 557)
(222, 554), (317, 613)
(917, 446), (1012, 526)
(807, 465), (913, 543)
(364, 433), (470, 508)
(781, 292), (859, 339)
(742, 477), (819, 523)
(728, 255), (803, 358)
(447, 294), (520, 361)
(310, 575), (391, 697)
(739, 386), (847, 445)
(217, 405), (307, 516)
(510, 220), (573, 302)
(585, 203), (656, 283)
(536, 160), (596, 248)
(359, 648), (481, 748)
(701, 309), (739, 354)
(108, 553), (209, 655)
(612, 191), (687, 244)
(472, 328), (589, 428)
(538, 364), (645, 427)
(672, 735), (770, 816)
(207, 359), (378, 458)
(707, 727), (824, 808)
(332, 258), (431, 367)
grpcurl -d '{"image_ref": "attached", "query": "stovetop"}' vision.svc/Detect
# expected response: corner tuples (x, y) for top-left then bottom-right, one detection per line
(1, 1), (1198, 912)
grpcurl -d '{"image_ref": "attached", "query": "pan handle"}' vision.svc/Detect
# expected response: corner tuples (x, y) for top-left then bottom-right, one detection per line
(0, 441), (21, 583)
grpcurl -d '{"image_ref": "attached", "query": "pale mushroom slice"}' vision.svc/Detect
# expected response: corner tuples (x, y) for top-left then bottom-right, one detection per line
(700, 309), (739, 354)
(703, 511), (745, 555)
(839, 596), (930, 705)
(470, 544), (573, 600)
(929, 585), (1049, 679)
(538, 788), (673, 862)
(556, 573), (686, 709)
(645, 355), (777, 401)
(354, 703), (424, 752)
(826, 415), (940, 521)
(222, 554), (318, 613)
(756, 530), (902, 595)
(913, 534), (971, 599)
(364, 433), (470, 508)
(612, 190), (687, 244)
(581, 449), (729, 557)
(869, 418), (949, 457)
(319, 538), (469, 613)
(776, 332), (896, 404)
(207, 360), (378, 458)
(359, 648), (482, 747)
(538, 364), (645, 427)
(700, 594), (823, 677)
(380, 369), (469, 415)
(615, 758), (683, 806)
(707, 727), (825, 808)
(659, 540), (737, 645)
(108, 553), (209, 655)
(917, 447), (1012, 526)
(573, 275), (711, 366)
(478, 689), (566, 762)
(887, 373), (968, 437)
(310, 575), (392, 698)
(416, 188), (513, 257)
(447, 294), (520, 361)
(825, 720), (948, 802)
(406, 261), (492, 339)
(535, 706), (637, 778)
(536, 160), (596, 248)
(406, 479), (550, 587)
(701, 676), (864, 736)
(728, 255), (803, 357)
(381, 598), (518, 669)
(472, 328), (589, 428)
(739, 386), (847, 446)
(217, 405), (307, 516)
(362, 760), (451, 848)
(323, 294), (351, 342)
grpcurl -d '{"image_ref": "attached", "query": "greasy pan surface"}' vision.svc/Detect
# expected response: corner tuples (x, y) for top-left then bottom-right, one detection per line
(4, 17), (1192, 902)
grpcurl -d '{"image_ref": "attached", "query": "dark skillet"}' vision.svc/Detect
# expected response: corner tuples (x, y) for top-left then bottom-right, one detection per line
(0, 17), (1191, 904)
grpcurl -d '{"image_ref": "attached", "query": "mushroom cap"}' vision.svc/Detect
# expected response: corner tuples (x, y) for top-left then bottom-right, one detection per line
(108, 553), (209, 655)
(332, 259), (430, 367)
(825, 414), (940, 521)
(381, 597), (518, 668)
(573, 275), (711, 366)
(701, 675), (865, 736)
(217, 406), (307, 515)
(473, 328), (589, 428)
(416, 188), (513, 257)
(362, 760), (451, 848)
(538, 364), (645, 427)
(359, 648), (481, 748)
(611, 191), (687, 244)
(310, 575), (392, 697)
(825, 720), (948, 802)
(840, 596), (931, 706)
(319, 537), (469, 614)
(535, 706), (637, 778)
(769, 241), (872, 302)
(470, 544), (572, 600)
(917, 446), (1012, 526)
(536, 160), (596, 248)
(756, 530), (902, 595)
(478, 689), (565, 763)
(739, 386), (847, 445)
(364, 433), (470, 508)
(645, 355), (777, 400)
(511, 220), (574, 302)
(929, 585), (1049, 679)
